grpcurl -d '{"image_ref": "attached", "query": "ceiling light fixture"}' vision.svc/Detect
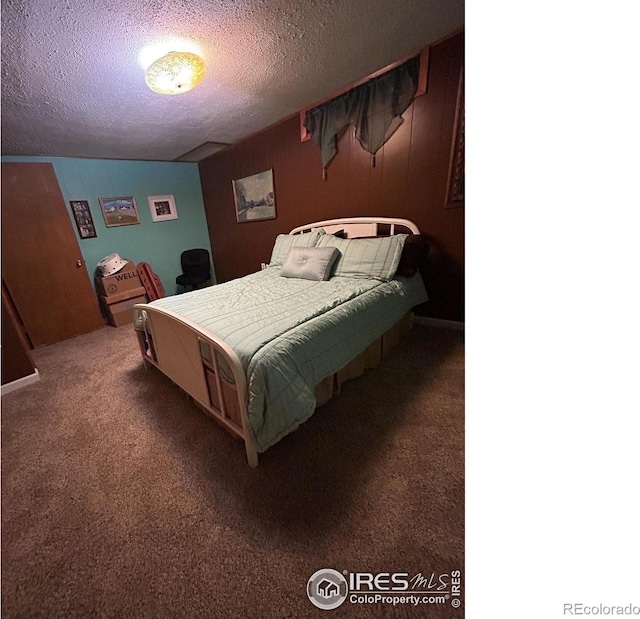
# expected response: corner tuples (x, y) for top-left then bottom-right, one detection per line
(145, 51), (205, 95)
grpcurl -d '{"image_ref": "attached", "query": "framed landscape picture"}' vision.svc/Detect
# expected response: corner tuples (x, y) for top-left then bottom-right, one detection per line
(69, 200), (97, 239)
(148, 194), (178, 222)
(232, 169), (276, 223)
(99, 196), (140, 227)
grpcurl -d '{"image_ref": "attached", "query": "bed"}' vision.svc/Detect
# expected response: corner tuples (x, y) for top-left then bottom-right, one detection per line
(132, 217), (428, 467)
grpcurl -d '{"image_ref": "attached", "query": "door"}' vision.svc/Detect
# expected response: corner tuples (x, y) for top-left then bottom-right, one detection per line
(1, 162), (104, 346)
(1, 281), (37, 384)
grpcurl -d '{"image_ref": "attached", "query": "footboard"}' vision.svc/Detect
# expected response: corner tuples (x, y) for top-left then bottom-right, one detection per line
(132, 304), (259, 467)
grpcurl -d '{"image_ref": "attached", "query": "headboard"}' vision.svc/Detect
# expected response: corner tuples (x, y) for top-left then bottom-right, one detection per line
(289, 216), (420, 237)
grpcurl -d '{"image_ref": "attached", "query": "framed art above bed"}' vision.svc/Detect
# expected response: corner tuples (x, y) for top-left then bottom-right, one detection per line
(232, 169), (276, 223)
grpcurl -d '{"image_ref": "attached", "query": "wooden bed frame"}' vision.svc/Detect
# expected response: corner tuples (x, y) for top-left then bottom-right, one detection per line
(133, 217), (421, 467)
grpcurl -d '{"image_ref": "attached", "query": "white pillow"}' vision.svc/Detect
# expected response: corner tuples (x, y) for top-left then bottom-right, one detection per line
(268, 229), (325, 267)
(281, 246), (339, 281)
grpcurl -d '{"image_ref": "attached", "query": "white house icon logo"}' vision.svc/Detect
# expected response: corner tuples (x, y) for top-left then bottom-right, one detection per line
(307, 569), (348, 610)
(317, 579), (339, 598)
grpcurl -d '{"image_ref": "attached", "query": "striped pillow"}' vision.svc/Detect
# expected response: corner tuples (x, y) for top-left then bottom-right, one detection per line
(317, 233), (407, 280)
(268, 229), (325, 267)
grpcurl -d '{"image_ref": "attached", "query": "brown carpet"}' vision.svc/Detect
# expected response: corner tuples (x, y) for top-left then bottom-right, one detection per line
(1, 323), (464, 618)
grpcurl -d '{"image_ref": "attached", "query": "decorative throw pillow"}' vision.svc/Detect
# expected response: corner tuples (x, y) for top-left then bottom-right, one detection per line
(268, 229), (325, 267)
(280, 246), (339, 281)
(316, 233), (407, 280)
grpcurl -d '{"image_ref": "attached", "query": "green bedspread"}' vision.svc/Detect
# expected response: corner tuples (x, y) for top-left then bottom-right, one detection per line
(148, 268), (428, 452)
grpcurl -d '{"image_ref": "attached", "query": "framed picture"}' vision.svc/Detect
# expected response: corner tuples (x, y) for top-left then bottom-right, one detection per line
(445, 67), (465, 209)
(99, 196), (140, 227)
(147, 194), (178, 222)
(233, 169), (276, 223)
(69, 200), (97, 239)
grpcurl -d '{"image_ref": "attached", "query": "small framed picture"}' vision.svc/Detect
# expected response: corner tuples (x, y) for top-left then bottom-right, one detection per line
(148, 195), (178, 222)
(233, 169), (276, 223)
(69, 200), (97, 238)
(99, 196), (140, 227)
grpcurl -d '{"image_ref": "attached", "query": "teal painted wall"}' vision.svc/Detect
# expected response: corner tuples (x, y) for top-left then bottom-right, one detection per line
(2, 156), (213, 296)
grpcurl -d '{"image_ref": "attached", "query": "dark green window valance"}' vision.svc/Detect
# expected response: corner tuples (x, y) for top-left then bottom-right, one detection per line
(303, 55), (420, 176)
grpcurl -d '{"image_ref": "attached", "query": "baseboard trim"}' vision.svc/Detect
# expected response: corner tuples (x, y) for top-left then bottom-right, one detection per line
(1, 369), (40, 396)
(414, 316), (465, 330)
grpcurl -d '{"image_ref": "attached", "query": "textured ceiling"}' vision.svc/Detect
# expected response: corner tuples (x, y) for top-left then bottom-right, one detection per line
(1, 0), (464, 162)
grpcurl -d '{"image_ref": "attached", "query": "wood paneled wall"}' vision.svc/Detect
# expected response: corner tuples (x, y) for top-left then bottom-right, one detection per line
(199, 32), (464, 321)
